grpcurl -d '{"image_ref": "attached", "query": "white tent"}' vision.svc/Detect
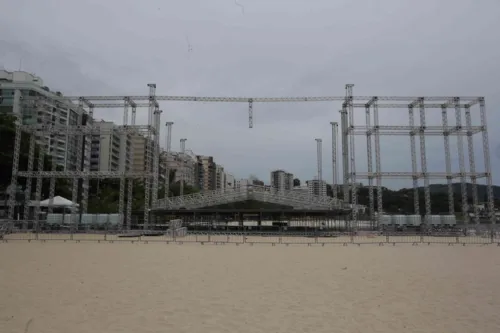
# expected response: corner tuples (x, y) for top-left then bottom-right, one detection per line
(39, 196), (79, 208)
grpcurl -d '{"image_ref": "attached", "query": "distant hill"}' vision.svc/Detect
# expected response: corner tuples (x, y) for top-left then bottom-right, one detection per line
(426, 183), (500, 200)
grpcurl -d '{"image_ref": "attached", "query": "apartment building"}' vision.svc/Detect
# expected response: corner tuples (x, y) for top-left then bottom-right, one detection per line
(306, 179), (327, 197)
(130, 134), (150, 173)
(163, 150), (197, 187)
(235, 178), (251, 189)
(225, 173), (235, 192)
(215, 164), (225, 192)
(90, 121), (131, 172)
(293, 184), (310, 195)
(270, 169), (294, 191)
(0, 70), (86, 171)
(196, 155), (216, 191)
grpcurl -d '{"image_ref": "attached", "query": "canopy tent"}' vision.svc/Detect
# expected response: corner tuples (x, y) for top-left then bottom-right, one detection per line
(38, 196), (79, 208)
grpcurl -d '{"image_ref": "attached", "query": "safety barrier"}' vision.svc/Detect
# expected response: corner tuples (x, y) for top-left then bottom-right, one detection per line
(2, 222), (499, 246)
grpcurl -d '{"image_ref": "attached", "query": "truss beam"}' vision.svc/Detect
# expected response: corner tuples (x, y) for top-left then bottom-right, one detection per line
(153, 185), (342, 210)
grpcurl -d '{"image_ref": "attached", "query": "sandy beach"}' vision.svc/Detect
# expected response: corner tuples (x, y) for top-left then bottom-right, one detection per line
(1, 242), (499, 333)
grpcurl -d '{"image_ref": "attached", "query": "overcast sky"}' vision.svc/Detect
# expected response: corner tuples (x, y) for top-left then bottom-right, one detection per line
(1, 0), (500, 188)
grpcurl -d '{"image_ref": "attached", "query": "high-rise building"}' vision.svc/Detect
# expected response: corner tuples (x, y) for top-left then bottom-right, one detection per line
(196, 155), (216, 191)
(215, 164), (225, 192)
(0, 70), (87, 171)
(270, 169), (294, 191)
(225, 173), (235, 192)
(163, 150), (197, 187)
(306, 179), (327, 197)
(89, 121), (131, 172)
(235, 178), (251, 189)
(130, 134), (151, 173)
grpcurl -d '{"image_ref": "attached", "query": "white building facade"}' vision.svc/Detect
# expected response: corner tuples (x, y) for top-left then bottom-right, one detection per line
(90, 121), (131, 172)
(0, 70), (87, 171)
(306, 179), (327, 197)
(270, 169), (294, 192)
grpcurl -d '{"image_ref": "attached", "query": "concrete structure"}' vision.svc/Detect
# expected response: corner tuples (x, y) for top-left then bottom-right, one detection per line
(90, 121), (131, 172)
(163, 150), (197, 187)
(293, 184), (310, 195)
(270, 169), (294, 192)
(0, 70), (85, 171)
(235, 178), (251, 189)
(307, 179), (327, 197)
(225, 173), (235, 192)
(215, 164), (225, 192)
(130, 134), (148, 173)
(197, 155), (216, 191)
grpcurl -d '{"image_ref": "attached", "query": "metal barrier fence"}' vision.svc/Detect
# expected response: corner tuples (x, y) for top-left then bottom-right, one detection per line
(2, 220), (500, 246)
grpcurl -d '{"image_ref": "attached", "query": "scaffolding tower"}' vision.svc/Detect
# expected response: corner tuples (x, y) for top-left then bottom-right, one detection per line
(341, 85), (494, 230)
(4, 83), (160, 230)
(3, 83), (495, 232)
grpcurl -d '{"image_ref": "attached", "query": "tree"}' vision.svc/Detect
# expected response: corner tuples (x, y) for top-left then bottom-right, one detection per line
(293, 178), (301, 187)
(0, 114), (71, 199)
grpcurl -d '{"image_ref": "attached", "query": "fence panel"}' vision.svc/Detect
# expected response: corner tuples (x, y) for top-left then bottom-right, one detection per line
(3, 217), (500, 247)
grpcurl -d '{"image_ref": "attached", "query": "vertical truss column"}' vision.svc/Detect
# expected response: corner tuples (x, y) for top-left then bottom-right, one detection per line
(34, 140), (46, 231)
(441, 105), (455, 215)
(7, 89), (22, 222)
(48, 106), (62, 214)
(81, 102), (94, 215)
(144, 83), (156, 230)
(418, 98), (431, 223)
(330, 122), (338, 200)
(478, 97), (495, 226)
(315, 138), (323, 196)
(126, 106), (137, 231)
(454, 97), (469, 224)
(408, 105), (420, 215)
(23, 134), (36, 225)
(345, 85), (357, 223)
(373, 98), (383, 226)
(164, 122), (174, 200)
(118, 98), (129, 230)
(180, 138), (187, 197)
(151, 108), (162, 207)
(340, 107), (349, 203)
(365, 105), (375, 225)
(248, 98), (253, 128)
(34, 98), (47, 230)
(71, 101), (84, 231)
(465, 105), (480, 224)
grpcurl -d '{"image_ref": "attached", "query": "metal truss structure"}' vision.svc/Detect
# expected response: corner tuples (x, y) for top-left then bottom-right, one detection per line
(3, 82), (160, 231)
(3, 81), (495, 232)
(153, 185), (341, 210)
(341, 85), (495, 229)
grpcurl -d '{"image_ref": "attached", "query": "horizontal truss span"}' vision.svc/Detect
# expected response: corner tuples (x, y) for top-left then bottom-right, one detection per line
(351, 125), (483, 135)
(12, 101), (481, 109)
(355, 172), (488, 179)
(153, 185), (342, 210)
(0, 84), (480, 104)
(151, 208), (351, 216)
(19, 124), (155, 135)
(66, 96), (482, 103)
(17, 171), (152, 179)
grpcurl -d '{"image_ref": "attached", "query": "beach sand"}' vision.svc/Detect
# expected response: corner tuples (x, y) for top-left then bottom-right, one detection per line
(1, 242), (499, 333)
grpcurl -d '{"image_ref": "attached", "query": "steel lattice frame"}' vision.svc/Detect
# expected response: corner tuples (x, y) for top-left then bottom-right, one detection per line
(4, 81), (495, 232)
(4, 83), (159, 231)
(154, 184), (341, 210)
(344, 86), (494, 230)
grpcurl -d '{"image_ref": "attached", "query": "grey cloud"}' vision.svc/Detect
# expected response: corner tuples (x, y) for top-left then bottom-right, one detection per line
(1, 0), (500, 186)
